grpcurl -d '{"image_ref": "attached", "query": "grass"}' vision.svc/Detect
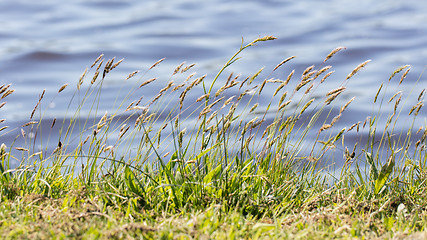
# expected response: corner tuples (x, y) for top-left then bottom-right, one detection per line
(0, 36), (426, 239)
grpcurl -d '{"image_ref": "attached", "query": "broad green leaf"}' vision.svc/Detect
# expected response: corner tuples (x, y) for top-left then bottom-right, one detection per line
(203, 164), (222, 184)
(374, 155), (395, 195)
(124, 166), (143, 196)
(365, 152), (378, 181)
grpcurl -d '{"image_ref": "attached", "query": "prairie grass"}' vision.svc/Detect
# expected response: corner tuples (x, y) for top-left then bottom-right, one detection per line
(0, 36), (426, 239)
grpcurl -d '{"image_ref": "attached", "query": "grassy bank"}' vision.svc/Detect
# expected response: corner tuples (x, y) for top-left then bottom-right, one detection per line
(0, 36), (426, 239)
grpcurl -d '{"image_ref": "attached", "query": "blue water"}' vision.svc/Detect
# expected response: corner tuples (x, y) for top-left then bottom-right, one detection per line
(0, 0), (426, 167)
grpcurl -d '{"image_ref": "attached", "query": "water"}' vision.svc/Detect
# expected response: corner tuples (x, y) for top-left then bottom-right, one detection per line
(1, 0), (426, 167)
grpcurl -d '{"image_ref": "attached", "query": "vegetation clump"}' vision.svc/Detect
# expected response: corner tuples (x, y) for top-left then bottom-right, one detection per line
(0, 36), (426, 239)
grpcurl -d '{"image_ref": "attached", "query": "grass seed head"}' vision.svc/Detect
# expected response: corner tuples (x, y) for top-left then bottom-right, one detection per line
(374, 83), (383, 103)
(221, 96), (235, 109)
(330, 114), (342, 126)
(249, 67), (264, 84)
(139, 78), (157, 88)
(327, 87), (346, 97)
(284, 70), (295, 85)
(90, 54), (104, 68)
(300, 98), (315, 115)
(320, 124), (332, 132)
(173, 62), (185, 75)
(78, 67), (88, 90)
(304, 82), (315, 95)
(273, 56), (296, 71)
(1, 90), (14, 99)
(314, 66), (332, 79)
(302, 65), (315, 76)
(125, 71), (139, 81)
(325, 91), (344, 105)
(15, 147), (29, 152)
(149, 58), (165, 70)
(399, 68), (411, 85)
(347, 122), (359, 132)
(206, 111), (218, 125)
(172, 83), (186, 92)
(388, 91), (402, 103)
(248, 35), (277, 46)
(418, 89), (425, 101)
(321, 71), (334, 83)
(340, 97), (355, 114)
(58, 84), (68, 93)
(389, 65), (410, 81)
(249, 103), (259, 113)
(181, 63), (196, 73)
(279, 100), (292, 111)
(91, 71), (100, 84)
(0, 84), (11, 95)
(110, 58), (124, 72)
(196, 94), (210, 102)
(22, 121), (38, 127)
(345, 60), (371, 81)
(324, 46), (346, 63)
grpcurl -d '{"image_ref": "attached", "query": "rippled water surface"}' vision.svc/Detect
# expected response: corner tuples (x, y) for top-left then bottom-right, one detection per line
(1, 0), (426, 167)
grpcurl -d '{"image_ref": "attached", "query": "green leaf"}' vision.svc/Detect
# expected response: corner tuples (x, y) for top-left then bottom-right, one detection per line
(374, 155), (395, 195)
(124, 166), (143, 196)
(365, 152), (378, 181)
(203, 164), (222, 184)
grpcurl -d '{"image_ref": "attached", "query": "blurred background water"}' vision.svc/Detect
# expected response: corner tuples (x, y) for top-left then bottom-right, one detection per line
(0, 0), (426, 167)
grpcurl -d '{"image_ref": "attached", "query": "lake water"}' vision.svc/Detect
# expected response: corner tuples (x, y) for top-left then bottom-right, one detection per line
(1, 0), (426, 168)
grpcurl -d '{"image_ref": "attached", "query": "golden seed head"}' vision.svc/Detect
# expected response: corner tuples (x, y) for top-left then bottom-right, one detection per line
(249, 103), (259, 113)
(196, 94), (210, 102)
(278, 91), (288, 106)
(314, 66), (332, 79)
(173, 62), (185, 75)
(58, 83), (68, 93)
(1, 90), (14, 99)
(340, 97), (355, 114)
(249, 36), (277, 46)
(300, 98), (315, 115)
(181, 63), (196, 73)
(22, 121), (38, 127)
(78, 67), (88, 90)
(345, 60), (371, 81)
(399, 68), (411, 85)
(388, 91), (402, 103)
(320, 124), (332, 132)
(324, 47), (346, 63)
(273, 56), (296, 71)
(374, 83), (383, 103)
(249, 67), (264, 84)
(15, 147), (29, 152)
(389, 65), (410, 82)
(90, 54), (104, 68)
(284, 70), (295, 85)
(139, 78), (157, 88)
(125, 71), (139, 81)
(110, 58), (124, 71)
(172, 83), (186, 92)
(418, 89), (425, 101)
(321, 71), (334, 83)
(149, 58), (165, 69)
(330, 114), (342, 126)
(302, 65), (315, 76)
(279, 100), (292, 111)
(326, 87), (346, 97)
(91, 71), (100, 84)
